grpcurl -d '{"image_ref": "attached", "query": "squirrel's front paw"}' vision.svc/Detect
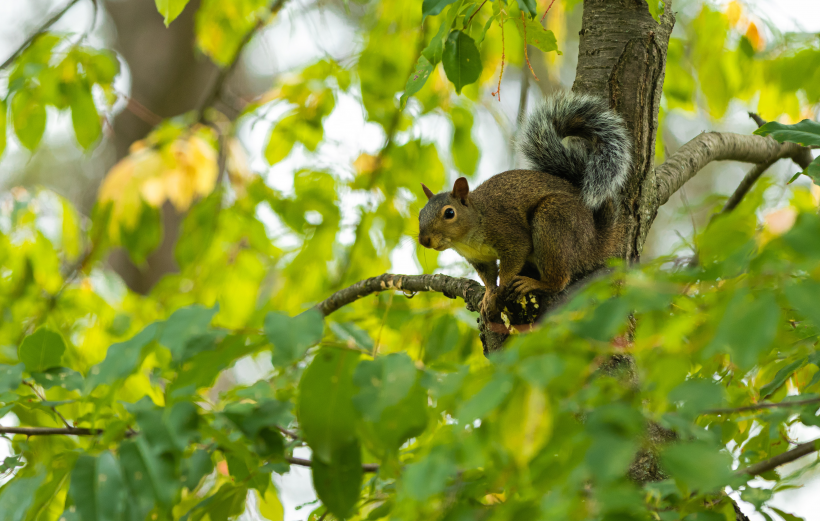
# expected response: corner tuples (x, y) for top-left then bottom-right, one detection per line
(479, 289), (498, 322)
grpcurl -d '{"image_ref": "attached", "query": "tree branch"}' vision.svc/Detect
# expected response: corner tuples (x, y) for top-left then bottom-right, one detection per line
(0, 426), (102, 436)
(287, 456), (379, 473)
(0, 0), (83, 71)
(197, 0), (288, 120)
(654, 132), (812, 209)
(719, 159), (779, 214)
(736, 438), (820, 477)
(703, 397), (820, 415)
(317, 273), (485, 317)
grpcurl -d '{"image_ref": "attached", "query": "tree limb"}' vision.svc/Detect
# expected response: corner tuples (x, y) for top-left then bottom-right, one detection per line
(0, 0), (83, 71)
(287, 456), (379, 473)
(654, 132), (812, 209)
(317, 273), (485, 317)
(703, 397), (820, 415)
(197, 0), (288, 120)
(736, 438), (820, 477)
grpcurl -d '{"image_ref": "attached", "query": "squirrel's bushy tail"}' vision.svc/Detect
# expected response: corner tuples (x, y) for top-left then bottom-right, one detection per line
(517, 92), (632, 210)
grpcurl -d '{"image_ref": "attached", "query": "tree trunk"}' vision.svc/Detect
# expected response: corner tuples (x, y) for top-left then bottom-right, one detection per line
(105, 0), (218, 294)
(572, 0), (674, 262)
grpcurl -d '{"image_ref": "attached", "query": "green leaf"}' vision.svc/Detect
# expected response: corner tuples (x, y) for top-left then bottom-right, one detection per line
(785, 280), (820, 332)
(86, 322), (160, 390)
(68, 83), (101, 149)
(119, 437), (177, 517)
(0, 364), (24, 392)
(353, 353), (417, 422)
(155, 0), (191, 26)
(0, 99), (6, 157)
(180, 450), (213, 491)
(515, 0), (537, 17)
(298, 348), (359, 463)
(422, 0), (459, 20)
(442, 31), (482, 94)
(661, 441), (734, 493)
(705, 291), (780, 370)
(403, 446), (457, 501)
(169, 335), (258, 392)
(159, 304), (219, 361)
(329, 322), (374, 351)
(18, 327), (66, 373)
(755, 119), (820, 147)
(802, 156), (820, 185)
(511, 16), (560, 53)
(266, 309), (324, 367)
(457, 373), (514, 424)
(400, 55), (435, 109)
(25, 453), (77, 521)
(68, 452), (126, 521)
(0, 474), (45, 521)
(264, 120), (297, 166)
(11, 90), (46, 150)
(181, 483), (247, 521)
(571, 297), (630, 342)
(312, 441), (363, 519)
(31, 367), (83, 391)
(760, 359), (807, 399)
(120, 203), (163, 266)
(646, 0), (664, 22)
(424, 315), (461, 363)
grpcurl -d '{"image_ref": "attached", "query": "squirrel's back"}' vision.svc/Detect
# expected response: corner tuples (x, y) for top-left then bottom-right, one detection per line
(516, 92), (632, 211)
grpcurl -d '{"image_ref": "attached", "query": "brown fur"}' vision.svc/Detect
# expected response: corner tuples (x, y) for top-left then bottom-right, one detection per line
(418, 170), (622, 316)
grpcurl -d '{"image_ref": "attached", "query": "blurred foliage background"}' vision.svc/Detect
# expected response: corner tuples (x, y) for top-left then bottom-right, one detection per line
(0, 0), (819, 520)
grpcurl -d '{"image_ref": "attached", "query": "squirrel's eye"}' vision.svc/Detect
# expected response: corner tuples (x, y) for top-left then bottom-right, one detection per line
(444, 208), (455, 219)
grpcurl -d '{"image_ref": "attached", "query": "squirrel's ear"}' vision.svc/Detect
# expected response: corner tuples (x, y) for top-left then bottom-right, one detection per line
(452, 177), (469, 202)
(421, 183), (434, 200)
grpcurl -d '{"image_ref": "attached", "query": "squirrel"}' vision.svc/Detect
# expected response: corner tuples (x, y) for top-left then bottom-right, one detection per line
(417, 92), (632, 320)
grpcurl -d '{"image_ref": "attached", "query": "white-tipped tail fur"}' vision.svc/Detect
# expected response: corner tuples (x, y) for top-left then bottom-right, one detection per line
(516, 92), (632, 209)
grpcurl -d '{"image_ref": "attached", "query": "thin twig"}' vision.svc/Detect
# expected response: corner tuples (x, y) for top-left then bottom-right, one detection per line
(540, 0), (557, 23)
(198, 0), (289, 121)
(492, 14), (506, 101)
(520, 10), (538, 81)
(703, 397), (820, 415)
(287, 456), (379, 473)
(466, 0), (488, 27)
(736, 438), (820, 476)
(276, 425), (300, 440)
(720, 159), (778, 214)
(0, 0), (83, 71)
(23, 381), (72, 429)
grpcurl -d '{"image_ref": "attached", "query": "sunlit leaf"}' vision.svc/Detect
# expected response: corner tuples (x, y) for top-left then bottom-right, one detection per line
(155, 0), (191, 26)
(18, 327), (66, 373)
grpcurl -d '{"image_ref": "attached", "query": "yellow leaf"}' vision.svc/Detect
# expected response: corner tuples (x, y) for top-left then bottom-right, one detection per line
(726, 1), (743, 26)
(745, 22), (764, 51)
(354, 153), (380, 175)
(256, 488), (284, 521)
(499, 384), (551, 466)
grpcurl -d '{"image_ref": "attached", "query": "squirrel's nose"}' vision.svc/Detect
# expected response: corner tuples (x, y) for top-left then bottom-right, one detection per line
(419, 234), (431, 248)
